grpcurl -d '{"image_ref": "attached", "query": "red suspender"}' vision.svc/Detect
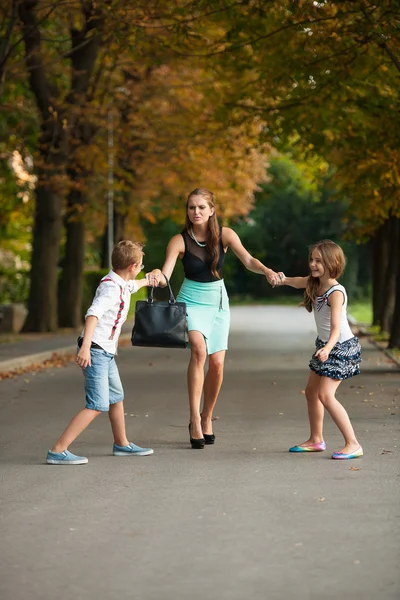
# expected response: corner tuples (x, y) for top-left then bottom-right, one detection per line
(101, 278), (124, 340)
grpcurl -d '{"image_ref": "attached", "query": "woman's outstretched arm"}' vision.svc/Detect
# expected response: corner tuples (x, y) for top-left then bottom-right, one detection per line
(148, 234), (184, 287)
(222, 227), (280, 286)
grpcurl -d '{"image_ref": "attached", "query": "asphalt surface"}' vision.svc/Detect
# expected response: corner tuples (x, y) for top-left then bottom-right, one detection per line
(0, 306), (399, 600)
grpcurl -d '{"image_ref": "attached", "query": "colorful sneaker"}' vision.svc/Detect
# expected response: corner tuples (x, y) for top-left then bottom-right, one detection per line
(46, 449), (88, 465)
(332, 446), (363, 460)
(289, 441), (327, 453)
(113, 442), (154, 456)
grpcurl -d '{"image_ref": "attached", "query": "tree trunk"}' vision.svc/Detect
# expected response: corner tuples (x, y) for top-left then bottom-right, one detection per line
(389, 222), (400, 348)
(19, 1), (104, 331)
(0, 0), (18, 96)
(58, 188), (86, 328)
(57, 6), (103, 326)
(19, 1), (67, 331)
(115, 204), (127, 243)
(381, 217), (399, 332)
(389, 264), (400, 348)
(372, 220), (390, 327)
(22, 177), (63, 332)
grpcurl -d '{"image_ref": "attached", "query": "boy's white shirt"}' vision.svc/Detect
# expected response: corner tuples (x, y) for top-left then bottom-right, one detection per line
(83, 270), (139, 355)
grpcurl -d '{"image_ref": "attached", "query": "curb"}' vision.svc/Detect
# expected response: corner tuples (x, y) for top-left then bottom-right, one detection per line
(0, 332), (133, 375)
(0, 345), (76, 374)
(348, 314), (400, 369)
(360, 328), (400, 369)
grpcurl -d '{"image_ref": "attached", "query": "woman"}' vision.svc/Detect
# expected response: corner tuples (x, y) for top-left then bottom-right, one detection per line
(149, 188), (280, 449)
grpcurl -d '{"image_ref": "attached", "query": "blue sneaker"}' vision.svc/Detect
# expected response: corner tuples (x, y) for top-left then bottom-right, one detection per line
(113, 442), (154, 456)
(46, 449), (88, 465)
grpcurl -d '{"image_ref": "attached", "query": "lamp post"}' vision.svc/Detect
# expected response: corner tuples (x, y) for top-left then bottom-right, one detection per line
(107, 86), (128, 268)
(107, 108), (114, 268)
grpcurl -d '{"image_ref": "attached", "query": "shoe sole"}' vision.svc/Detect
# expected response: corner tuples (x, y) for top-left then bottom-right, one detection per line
(113, 449), (154, 456)
(331, 453), (363, 460)
(289, 447), (326, 453)
(46, 459), (88, 465)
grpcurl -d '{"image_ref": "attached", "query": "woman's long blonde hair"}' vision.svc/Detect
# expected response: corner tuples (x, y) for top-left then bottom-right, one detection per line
(303, 240), (346, 312)
(185, 188), (221, 279)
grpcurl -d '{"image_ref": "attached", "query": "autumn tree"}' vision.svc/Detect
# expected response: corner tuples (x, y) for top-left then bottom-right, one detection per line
(160, 0), (400, 344)
(8, 1), (270, 330)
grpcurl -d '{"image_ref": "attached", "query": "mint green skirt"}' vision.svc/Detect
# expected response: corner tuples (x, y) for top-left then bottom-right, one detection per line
(177, 278), (230, 355)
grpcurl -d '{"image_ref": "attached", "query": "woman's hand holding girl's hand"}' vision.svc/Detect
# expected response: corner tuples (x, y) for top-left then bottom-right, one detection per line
(314, 346), (330, 362)
(274, 272), (286, 287)
(266, 269), (281, 287)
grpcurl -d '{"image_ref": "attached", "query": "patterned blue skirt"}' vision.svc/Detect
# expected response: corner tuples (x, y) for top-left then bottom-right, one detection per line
(309, 336), (361, 380)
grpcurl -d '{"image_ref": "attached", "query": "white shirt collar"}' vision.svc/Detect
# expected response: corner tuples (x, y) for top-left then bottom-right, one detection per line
(105, 270), (129, 287)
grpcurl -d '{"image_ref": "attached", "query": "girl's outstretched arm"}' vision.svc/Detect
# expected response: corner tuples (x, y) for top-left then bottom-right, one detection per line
(222, 227), (280, 286)
(279, 275), (308, 289)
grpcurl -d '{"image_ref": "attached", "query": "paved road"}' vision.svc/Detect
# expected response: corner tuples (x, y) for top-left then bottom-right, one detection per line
(0, 307), (399, 600)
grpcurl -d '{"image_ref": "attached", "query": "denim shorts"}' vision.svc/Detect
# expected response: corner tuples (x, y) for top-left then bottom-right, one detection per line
(82, 348), (124, 412)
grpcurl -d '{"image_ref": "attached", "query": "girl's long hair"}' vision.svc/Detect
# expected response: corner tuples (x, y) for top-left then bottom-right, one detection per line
(303, 240), (346, 312)
(185, 188), (221, 279)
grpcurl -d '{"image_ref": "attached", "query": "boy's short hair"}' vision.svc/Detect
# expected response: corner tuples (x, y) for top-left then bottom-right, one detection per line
(112, 240), (144, 271)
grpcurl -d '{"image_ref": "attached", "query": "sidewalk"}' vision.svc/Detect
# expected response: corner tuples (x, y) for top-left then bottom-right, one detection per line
(0, 319), (134, 374)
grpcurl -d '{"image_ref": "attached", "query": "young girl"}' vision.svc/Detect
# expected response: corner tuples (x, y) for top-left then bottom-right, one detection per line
(278, 240), (363, 459)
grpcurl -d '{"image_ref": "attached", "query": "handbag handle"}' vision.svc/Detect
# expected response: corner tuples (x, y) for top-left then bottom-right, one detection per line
(147, 273), (176, 304)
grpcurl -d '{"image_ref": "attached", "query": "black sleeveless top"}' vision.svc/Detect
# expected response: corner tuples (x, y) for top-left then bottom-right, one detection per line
(181, 229), (225, 282)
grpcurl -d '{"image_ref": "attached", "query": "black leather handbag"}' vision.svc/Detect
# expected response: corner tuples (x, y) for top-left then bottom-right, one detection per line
(131, 274), (188, 349)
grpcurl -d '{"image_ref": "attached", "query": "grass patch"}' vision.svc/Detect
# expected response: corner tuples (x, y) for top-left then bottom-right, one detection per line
(347, 300), (372, 325)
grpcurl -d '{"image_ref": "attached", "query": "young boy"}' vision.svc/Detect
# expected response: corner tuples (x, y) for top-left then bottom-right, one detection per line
(46, 240), (153, 465)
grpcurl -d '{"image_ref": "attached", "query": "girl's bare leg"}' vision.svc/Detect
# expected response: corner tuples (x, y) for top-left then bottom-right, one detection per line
(109, 401), (130, 447)
(187, 330), (207, 439)
(297, 371), (325, 445)
(51, 408), (101, 452)
(201, 350), (226, 435)
(319, 376), (360, 453)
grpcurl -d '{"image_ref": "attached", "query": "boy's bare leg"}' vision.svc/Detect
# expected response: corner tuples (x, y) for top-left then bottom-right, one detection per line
(109, 401), (130, 447)
(51, 408), (101, 452)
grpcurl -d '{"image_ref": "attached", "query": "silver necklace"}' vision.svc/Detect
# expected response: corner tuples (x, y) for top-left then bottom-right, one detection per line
(190, 227), (207, 247)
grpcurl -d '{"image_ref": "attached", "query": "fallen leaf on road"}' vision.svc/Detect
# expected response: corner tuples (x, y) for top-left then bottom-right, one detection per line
(350, 467), (360, 471)
(0, 352), (74, 380)
(318, 497), (325, 502)
(279, 412), (284, 416)
(381, 450), (392, 454)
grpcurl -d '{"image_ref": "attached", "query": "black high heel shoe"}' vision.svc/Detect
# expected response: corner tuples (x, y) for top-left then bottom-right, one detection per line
(203, 433), (215, 445)
(188, 424), (205, 449)
(200, 413), (215, 445)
